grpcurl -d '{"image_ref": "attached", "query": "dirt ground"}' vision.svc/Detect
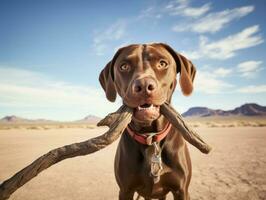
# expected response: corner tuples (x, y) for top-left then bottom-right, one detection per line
(0, 127), (265, 200)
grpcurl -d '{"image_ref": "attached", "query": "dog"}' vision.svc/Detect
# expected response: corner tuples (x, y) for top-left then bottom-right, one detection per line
(99, 43), (196, 200)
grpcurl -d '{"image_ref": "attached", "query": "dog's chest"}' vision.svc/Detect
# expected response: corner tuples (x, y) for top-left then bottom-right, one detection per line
(136, 166), (179, 198)
(135, 144), (181, 195)
(115, 131), (187, 198)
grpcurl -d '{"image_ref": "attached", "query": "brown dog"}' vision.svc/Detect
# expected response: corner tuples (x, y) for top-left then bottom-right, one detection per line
(99, 43), (196, 200)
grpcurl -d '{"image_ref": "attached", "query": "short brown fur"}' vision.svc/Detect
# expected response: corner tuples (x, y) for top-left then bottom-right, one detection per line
(99, 43), (196, 200)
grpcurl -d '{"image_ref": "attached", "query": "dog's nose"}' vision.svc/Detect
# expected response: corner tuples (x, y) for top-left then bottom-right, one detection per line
(132, 78), (157, 95)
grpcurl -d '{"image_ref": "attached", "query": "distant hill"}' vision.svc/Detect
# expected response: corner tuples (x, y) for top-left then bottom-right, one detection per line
(0, 115), (101, 124)
(0, 115), (30, 123)
(0, 115), (56, 124)
(75, 115), (101, 124)
(182, 103), (266, 117)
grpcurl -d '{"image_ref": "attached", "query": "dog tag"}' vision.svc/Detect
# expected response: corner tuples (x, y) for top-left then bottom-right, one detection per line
(151, 154), (162, 164)
(151, 154), (163, 178)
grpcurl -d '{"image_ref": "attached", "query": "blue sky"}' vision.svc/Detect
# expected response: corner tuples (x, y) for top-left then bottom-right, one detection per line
(0, 0), (265, 120)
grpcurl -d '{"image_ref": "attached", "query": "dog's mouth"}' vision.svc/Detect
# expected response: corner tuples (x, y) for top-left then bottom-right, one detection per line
(133, 103), (161, 122)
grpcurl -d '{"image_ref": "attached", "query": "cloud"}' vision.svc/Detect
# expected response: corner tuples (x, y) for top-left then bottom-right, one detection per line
(213, 67), (233, 77)
(194, 70), (233, 94)
(237, 85), (266, 93)
(138, 7), (162, 19)
(92, 20), (127, 55)
(138, 0), (210, 20)
(173, 5), (254, 33)
(183, 25), (264, 60)
(0, 67), (120, 120)
(237, 60), (263, 78)
(165, 0), (211, 18)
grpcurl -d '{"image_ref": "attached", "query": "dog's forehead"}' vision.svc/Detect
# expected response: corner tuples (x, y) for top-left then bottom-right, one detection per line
(116, 44), (173, 62)
(114, 45), (140, 64)
(144, 44), (172, 60)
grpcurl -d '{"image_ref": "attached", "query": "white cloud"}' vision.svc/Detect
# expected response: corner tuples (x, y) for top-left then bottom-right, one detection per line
(213, 67), (233, 77)
(181, 50), (201, 60)
(183, 25), (264, 60)
(173, 5), (254, 33)
(138, 7), (162, 19)
(92, 20), (127, 55)
(138, 7), (154, 19)
(194, 70), (233, 94)
(237, 85), (266, 93)
(0, 67), (120, 120)
(165, 0), (211, 18)
(182, 4), (211, 17)
(237, 60), (263, 78)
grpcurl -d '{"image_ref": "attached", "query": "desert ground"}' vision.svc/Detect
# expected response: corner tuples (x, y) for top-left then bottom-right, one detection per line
(0, 127), (265, 200)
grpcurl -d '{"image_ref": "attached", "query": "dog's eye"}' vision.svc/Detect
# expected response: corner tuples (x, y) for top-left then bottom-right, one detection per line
(119, 64), (129, 71)
(158, 60), (168, 69)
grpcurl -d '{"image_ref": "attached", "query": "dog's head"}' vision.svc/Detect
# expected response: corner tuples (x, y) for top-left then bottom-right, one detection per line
(99, 43), (196, 123)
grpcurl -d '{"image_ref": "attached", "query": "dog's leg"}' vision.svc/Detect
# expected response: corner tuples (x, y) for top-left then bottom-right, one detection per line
(119, 190), (134, 200)
(144, 196), (166, 200)
(172, 190), (190, 200)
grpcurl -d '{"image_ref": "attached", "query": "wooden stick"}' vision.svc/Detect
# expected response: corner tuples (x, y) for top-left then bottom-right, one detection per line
(0, 105), (133, 200)
(97, 105), (126, 128)
(97, 103), (212, 153)
(0, 103), (211, 199)
(161, 102), (212, 154)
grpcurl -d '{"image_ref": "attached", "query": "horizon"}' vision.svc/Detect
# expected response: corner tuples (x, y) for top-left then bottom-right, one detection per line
(1, 102), (265, 121)
(1, 0), (266, 120)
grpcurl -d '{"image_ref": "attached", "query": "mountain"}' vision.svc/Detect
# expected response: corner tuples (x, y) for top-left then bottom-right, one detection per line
(230, 103), (266, 116)
(181, 107), (227, 117)
(75, 115), (101, 124)
(0, 115), (30, 123)
(182, 103), (266, 117)
(0, 114), (101, 124)
(0, 115), (56, 123)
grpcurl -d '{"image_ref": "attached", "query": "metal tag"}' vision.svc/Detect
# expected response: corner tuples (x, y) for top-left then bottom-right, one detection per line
(151, 154), (162, 164)
(150, 147), (163, 178)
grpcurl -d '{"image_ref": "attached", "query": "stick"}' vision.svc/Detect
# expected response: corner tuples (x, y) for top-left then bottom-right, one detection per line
(161, 102), (212, 154)
(0, 103), (211, 199)
(97, 103), (212, 153)
(97, 105), (126, 128)
(0, 105), (133, 200)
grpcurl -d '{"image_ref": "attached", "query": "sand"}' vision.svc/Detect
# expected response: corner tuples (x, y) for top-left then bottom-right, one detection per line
(0, 127), (265, 200)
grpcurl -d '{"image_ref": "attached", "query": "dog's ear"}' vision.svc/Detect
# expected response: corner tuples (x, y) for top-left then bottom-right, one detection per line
(159, 43), (196, 96)
(99, 61), (117, 102)
(99, 47), (125, 102)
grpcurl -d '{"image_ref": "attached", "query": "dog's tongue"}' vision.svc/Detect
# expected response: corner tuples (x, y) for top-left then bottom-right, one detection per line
(134, 104), (160, 121)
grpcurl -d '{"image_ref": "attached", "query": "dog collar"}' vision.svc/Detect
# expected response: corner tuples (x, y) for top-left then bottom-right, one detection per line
(126, 122), (172, 145)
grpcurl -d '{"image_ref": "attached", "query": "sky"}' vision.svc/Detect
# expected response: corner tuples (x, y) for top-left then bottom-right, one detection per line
(0, 0), (265, 120)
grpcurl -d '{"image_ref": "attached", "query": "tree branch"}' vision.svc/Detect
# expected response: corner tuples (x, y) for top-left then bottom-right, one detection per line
(161, 102), (212, 154)
(0, 102), (211, 200)
(0, 105), (133, 200)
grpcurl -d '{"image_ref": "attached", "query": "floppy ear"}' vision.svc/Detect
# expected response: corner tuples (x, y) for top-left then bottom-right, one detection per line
(99, 47), (125, 102)
(159, 43), (196, 96)
(99, 61), (117, 102)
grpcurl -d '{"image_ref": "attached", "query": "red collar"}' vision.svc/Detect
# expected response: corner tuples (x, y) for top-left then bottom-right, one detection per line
(126, 122), (172, 145)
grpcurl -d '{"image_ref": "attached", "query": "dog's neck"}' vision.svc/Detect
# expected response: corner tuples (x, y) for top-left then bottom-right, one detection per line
(129, 114), (169, 134)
